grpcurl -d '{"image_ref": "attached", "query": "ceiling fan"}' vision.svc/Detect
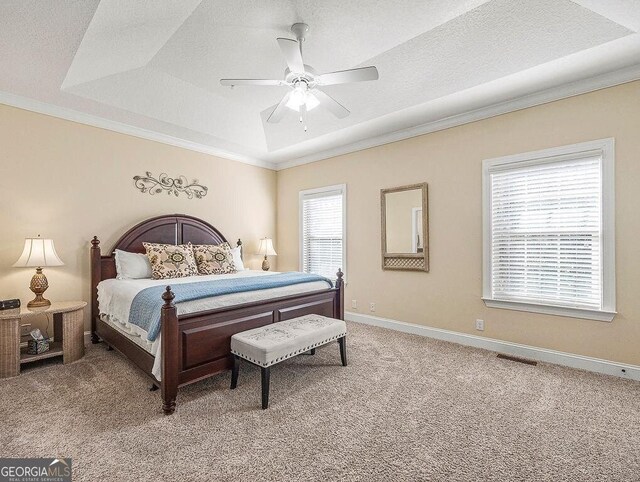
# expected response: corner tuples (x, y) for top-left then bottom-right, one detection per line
(220, 23), (379, 131)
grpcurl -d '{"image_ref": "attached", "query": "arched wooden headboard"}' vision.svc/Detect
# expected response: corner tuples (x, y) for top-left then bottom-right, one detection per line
(90, 214), (239, 340)
(111, 214), (228, 254)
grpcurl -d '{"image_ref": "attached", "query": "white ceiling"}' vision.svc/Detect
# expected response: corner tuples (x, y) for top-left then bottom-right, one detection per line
(0, 0), (639, 169)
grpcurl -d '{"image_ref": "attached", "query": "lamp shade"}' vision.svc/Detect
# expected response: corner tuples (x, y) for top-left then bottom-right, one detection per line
(13, 237), (64, 268)
(256, 238), (277, 256)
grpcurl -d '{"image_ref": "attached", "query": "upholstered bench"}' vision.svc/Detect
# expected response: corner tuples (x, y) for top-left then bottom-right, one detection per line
(230, 315), (347, 409)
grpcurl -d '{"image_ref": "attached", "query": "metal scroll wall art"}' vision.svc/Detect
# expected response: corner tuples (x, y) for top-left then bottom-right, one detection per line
(133, 172), (208, 199)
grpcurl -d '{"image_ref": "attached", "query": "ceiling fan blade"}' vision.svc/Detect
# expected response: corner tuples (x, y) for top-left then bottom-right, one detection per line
(277, 38), (305, 74)
(267, 92), (292, 123)
(220, 79), (285, 87)
(312, 89), (350, 119)
(317, 66), (379, 86)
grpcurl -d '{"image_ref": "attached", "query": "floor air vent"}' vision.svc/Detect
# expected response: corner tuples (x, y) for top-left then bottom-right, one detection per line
(497, 354), (538, 366)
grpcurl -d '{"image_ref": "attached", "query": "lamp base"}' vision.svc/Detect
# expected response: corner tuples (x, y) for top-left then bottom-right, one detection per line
(27, 294), (51, 309)
(27, 268), (51, 308)
(262, 256), (270, 271)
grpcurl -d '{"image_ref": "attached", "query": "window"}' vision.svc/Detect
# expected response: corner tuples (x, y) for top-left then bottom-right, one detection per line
(299, 185), (346, 280)
(482, 139), (615, 321)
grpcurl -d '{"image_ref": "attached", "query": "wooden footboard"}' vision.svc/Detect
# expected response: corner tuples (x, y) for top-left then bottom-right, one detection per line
(159, 270), (344, 414)
(90, 215), (344, 415)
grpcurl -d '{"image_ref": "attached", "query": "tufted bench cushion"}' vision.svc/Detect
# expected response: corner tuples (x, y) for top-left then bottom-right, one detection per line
(230, 314), (347, 409)
(230, 315), (347, 367)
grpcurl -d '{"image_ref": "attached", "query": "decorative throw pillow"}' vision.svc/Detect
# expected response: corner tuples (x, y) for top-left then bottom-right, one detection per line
(143, 242), (199, 280)
(191, 243), (237, 275)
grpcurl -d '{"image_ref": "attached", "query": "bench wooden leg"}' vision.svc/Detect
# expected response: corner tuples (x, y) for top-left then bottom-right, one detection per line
(338, 336), (347, 366)
(261, 366), (270, 409)
(308, 348), (316, 355)
(231, 355), (240, 389)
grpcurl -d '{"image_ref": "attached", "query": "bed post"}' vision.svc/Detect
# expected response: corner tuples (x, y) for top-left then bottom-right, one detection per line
(161, 286), (179, 415)
(90, 236), (101, 344)
(336, 269), (345, 320)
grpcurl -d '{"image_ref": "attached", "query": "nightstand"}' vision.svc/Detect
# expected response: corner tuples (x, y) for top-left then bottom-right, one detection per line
(0, 301), (87, 378)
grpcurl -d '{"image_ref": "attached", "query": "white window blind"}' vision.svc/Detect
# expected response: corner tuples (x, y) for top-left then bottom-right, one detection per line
(300, 186), (345, 280)
(491, 157), (602, 309)
(482, 139), (615, 321)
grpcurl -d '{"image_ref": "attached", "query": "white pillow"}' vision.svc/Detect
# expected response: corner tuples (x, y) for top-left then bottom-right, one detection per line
(230, 246), (245, 271)
(115, 249), (153, 280)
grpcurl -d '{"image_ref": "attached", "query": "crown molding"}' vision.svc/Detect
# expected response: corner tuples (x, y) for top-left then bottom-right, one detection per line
(0, 90), (276, 170)
(275, 64), (640, 170)
(2, 63), (639, 173)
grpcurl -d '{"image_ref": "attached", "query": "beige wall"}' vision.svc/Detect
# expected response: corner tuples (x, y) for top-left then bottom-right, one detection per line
(3, 81), (639, 364)
(277, 80), (640, 366)
(0, 104), (277, 332)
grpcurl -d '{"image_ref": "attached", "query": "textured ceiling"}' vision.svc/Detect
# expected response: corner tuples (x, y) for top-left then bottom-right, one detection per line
(0, 0), (639, 168)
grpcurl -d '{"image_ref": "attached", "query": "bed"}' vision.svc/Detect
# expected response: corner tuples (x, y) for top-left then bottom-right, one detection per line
(90, 214), (344, 415)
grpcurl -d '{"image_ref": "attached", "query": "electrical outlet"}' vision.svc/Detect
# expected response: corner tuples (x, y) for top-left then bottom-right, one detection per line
(370, 302), (376, 312)
(351, 300), (358, 309)
(475, 319), (484, 331)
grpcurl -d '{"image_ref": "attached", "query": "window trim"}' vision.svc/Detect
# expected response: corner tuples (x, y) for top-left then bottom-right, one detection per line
(482, 138), (616, 322)
(299, 184), (347, 281)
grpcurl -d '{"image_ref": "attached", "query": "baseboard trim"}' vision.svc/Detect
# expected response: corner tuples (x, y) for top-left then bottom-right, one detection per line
(345, 311), (640, 382)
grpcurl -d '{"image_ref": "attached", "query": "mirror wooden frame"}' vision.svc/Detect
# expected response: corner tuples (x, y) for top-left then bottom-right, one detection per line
(380, 183), (429, 272)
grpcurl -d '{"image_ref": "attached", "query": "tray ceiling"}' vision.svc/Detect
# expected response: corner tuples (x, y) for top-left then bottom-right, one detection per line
(0, 0), (639, 169)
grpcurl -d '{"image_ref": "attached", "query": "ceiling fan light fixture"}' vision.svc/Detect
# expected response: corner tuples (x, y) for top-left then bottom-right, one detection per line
(285, 85), (319, 112)
(305, 93), (320, 111)
(287, 86), (306, 108)
(285, 93), (319, 112)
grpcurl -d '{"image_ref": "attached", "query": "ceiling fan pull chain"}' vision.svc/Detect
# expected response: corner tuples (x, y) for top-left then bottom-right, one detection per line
(300, 103), (308, 132)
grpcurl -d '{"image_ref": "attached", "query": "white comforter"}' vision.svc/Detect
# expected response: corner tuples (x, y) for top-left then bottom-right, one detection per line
(97, 270), (331, 380)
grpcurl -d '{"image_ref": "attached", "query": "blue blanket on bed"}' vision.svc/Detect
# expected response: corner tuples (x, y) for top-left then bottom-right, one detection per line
(129, 273), (333, 341)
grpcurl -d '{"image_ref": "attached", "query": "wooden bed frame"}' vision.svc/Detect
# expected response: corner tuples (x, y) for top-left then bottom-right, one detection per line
(90, 214), (344, 415)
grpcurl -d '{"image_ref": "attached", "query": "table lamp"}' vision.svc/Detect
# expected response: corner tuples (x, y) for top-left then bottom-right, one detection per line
(13, 235), (65, 308)
(256, 238), (277, 271)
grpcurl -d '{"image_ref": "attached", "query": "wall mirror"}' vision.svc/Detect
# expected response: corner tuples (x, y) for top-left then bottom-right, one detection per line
(381, 183), (429, 272)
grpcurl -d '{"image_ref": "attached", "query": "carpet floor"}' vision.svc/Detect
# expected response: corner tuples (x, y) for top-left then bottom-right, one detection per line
(2, 321), (639, 481)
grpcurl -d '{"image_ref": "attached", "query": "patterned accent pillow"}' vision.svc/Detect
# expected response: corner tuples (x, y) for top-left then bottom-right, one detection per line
(143, 243), (199, 280)
(191, 242), (237, 275)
